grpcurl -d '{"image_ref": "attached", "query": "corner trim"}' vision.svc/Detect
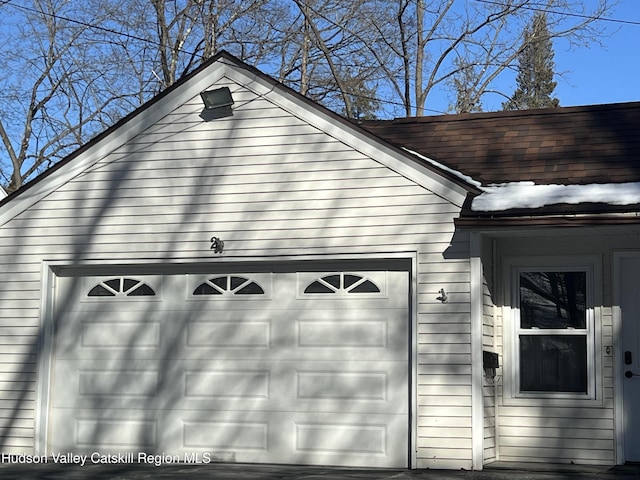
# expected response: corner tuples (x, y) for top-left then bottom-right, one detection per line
(34, 262), (57, 456)
(470, 232), (484, 470)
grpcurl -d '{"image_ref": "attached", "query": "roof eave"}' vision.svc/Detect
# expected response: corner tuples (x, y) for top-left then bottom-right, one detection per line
(456, 212), (640, 228)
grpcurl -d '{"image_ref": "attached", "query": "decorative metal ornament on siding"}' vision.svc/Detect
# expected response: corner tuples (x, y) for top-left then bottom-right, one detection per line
(210, 237), (224, 253)
(436, 288), (448, 303)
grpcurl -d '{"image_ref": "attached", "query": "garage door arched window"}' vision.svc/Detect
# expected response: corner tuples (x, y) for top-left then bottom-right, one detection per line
(87, 278), (156, 297)
(304, 273), (380, 294)
(193, 275), (265, 296)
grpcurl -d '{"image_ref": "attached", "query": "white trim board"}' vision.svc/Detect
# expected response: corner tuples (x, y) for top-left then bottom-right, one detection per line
(470, 232), (484, 470)
(36, 253), (419, 467)
(34, 263), (57, 456)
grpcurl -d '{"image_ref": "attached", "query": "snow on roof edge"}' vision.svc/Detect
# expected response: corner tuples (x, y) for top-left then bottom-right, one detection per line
(381, 148), (640, 213)
(472, 181), (640, 212)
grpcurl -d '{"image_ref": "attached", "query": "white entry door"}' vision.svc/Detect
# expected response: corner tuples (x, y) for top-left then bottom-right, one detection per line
(620, 256), (640, 462)
(48, 269), (409, 468)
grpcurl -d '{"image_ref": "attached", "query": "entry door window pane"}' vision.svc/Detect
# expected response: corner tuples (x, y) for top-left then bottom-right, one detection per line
(519, 335), (587, 393)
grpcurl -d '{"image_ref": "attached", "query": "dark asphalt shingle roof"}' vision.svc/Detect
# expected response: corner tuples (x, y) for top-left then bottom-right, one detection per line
(359, 102), (640, 186)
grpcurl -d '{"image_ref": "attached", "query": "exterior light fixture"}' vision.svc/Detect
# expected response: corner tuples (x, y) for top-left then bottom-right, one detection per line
(200, 87), (234, 110)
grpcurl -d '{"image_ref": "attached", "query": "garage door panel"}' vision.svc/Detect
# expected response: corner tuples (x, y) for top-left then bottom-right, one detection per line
(292, 308), (407, 354)
(50, 269), (410, 468)
(50, 409), (159, 454)
(186, 320), (271, 349)
(290, 411), (407, 468)
(75, 417), (157, 450)
(293, 362), (408, 413)
(159, 409), (280, 463)
(167, 361), (273, 412)
(296, 370), (387, 401)
(55, 313), (163, 358)
(295, 422), (387, 455)
(77, 370), (159, 398)
(80, 320), (161, 348)
(52, 360), (160, 408)
(181, 419), (269, 452)
(297, 319), (386, 348)
(183, 369), (270, 400)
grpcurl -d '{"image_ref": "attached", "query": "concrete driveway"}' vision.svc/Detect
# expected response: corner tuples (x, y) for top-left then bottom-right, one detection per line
(0, 462), (639, 480)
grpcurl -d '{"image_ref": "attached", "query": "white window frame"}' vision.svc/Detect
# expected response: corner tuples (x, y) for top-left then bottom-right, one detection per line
(503, 255), (602, 404)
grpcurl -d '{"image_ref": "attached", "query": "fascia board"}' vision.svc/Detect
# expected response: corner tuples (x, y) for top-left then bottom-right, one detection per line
(222, 61), (471, 207)
(0, 61), (231, 228)
(0, 185), (6, 199)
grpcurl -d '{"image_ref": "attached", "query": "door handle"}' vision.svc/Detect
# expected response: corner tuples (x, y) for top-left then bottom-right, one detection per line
(626, 371), (640, 378)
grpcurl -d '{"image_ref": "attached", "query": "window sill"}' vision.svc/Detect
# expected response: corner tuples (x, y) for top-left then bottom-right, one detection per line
(502, 391), (603, 407)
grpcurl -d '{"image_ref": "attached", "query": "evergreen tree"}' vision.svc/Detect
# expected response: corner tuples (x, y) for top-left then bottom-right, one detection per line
(503, 13), (560, 110)
(452, 57), (484, 113)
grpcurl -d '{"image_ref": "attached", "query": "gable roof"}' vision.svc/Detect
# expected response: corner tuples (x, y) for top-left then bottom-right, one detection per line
(0, 51), (476, 226)
(360, 102), (640, 224)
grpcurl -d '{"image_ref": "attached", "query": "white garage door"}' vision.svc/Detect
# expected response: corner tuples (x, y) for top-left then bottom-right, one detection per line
(49, 269), (409, 468)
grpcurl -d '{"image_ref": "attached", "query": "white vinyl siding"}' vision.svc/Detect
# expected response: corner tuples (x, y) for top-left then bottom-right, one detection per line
(0, 75), (473, 468)
(498, 406), (614, 463)
(0, 270), (41, 453)
(418, 250), (473, 469)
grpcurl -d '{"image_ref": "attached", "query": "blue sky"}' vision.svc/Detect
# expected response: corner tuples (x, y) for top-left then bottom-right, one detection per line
(552, 0), (639, 108)
(417, 0), (639, 115)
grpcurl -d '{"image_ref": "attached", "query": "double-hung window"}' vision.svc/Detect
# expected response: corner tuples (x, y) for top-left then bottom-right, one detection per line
(510, 260), (598, 400)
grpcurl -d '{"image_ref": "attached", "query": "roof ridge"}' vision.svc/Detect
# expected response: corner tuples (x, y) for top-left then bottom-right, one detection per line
(361, 101), (640, 125)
